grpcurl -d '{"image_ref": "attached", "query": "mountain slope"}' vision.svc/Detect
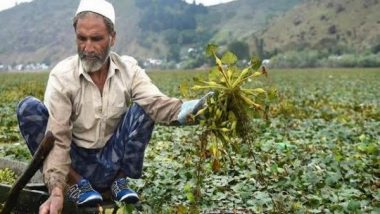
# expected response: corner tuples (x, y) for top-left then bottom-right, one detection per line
(0, 0), (303, 66)
(259, 0), (380, 53)
(0, 0), (77, 65)
(203, 0), (302, 44)
(0, 0), (209, 65)
(2, 0), (378, 67)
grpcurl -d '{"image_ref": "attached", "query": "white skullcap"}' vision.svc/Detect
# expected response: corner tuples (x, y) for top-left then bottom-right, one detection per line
(75, 0), (115, 25)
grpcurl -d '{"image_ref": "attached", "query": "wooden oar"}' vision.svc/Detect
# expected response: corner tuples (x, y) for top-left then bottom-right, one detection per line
(0, 131), (55, 214)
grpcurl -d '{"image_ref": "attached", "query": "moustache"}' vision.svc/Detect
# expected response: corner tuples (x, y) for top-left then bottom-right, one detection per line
(79, 52), (101, 61)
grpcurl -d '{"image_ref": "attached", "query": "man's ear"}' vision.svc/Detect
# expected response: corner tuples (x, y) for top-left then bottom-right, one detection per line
(110, 32), (116, 46)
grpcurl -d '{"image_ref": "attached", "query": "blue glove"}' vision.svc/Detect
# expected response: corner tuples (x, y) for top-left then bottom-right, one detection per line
(177, 92), (214, 125)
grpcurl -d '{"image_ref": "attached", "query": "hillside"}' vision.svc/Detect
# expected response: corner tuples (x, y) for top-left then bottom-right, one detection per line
(0, 0), (301, 67)
(259, 0), (380, 53)
(1, 0), (379, 68)
(0, 0), (77, 65)
(0, 0), (207, 65)
(203, 0), (302, 44)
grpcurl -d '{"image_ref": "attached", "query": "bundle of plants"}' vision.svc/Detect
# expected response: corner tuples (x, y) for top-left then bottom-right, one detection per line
(180, 44), (275, 207)
(184, 44), (272, 160)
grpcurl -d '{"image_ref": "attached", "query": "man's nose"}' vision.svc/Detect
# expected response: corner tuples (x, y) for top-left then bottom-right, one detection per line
(84, 41), (95, 53)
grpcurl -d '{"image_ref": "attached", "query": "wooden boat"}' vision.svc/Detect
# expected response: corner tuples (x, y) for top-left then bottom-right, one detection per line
(0, 158), (119, 214)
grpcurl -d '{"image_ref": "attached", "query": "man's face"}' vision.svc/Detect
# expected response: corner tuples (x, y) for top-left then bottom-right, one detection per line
(75, 13), (115, 73)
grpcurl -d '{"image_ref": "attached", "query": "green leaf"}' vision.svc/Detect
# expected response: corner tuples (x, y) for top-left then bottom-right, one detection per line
(184, 183), (192, 192)
(347, 200), (360, 211)
(226, 68), (233, 81)
(239, 93), (262, 109)
(219, 127), (231, 132)
(119, 203), (135, 213)
(228, 111), (237, 122)
(271, 163), (278, 173)
(186, 192), (195, 203)
(251, 71), (262, 77)
(0, 168), (16, 185)
(195, 80), (227, 88)
(215, 56), (223, 69)
(179, 81), (189, 97)
(359, 134), (366, 141)
(366, 143), (378, 154)
(191, 85), (226, 90)
(208, 67), (220, 81)
(210, 142), (219, 156)
(250, 56), (262, 70)
(325, 172), (341, 186)
(215, 108), (222, 119)
(231, 67), (251, 88)
(253, 88), (266, 94)
(193, 76), (202, 83)
(219, 132), (231, 142)
(195, 107), (206, 117)
(221, 51), (238, 65)
(268, 88), (278, 100)
(206, 44), (218, 57)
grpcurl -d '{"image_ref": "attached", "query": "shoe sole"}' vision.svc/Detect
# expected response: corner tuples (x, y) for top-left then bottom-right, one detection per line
(120, 193), (139, 204)
(77, 195), (103, 207)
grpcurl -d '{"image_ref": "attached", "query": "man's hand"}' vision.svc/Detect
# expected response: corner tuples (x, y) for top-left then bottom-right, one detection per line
(39, 187), (64, 214)
(177, 92), (214, 125)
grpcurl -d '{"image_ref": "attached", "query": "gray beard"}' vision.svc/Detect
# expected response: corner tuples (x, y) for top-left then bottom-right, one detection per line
(79, 45), (111, 73)
(81, 58), (104, 73)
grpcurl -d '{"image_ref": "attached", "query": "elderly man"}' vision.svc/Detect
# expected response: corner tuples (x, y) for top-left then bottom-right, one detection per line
(16, 0), (209, 213)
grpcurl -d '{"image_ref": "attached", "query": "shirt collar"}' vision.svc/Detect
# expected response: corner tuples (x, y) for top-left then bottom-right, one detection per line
(108, 55), (118, 78)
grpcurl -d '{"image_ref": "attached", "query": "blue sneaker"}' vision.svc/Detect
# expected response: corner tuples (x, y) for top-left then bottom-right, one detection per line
(67, 178), (103, 206)
(111, 178), (139, 204)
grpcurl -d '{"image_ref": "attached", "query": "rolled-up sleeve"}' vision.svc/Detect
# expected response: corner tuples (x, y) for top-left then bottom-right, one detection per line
(43, 71), (72, 192)
(130, 64), (182, 124)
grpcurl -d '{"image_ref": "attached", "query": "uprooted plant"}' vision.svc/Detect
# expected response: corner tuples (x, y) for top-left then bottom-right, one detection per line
(180, 44), (277, 211)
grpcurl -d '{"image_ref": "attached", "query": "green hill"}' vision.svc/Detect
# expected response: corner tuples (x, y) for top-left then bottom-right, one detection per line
(203, 0), (302, 45)
(0, 0), (378, 68)
(0, 0), (77, 65)
(0, 0), (204, 65)
(259, 0), (380, 54)
(0, 0), (302, 66)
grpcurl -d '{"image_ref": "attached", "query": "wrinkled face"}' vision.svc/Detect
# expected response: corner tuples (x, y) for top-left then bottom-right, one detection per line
(75, 13), (115, 73)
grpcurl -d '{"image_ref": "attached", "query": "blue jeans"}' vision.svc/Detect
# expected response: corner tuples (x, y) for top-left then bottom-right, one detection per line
(16, 96), (154, 190)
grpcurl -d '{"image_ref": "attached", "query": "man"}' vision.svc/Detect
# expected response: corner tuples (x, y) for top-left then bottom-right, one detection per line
(16, 0), (210, 213)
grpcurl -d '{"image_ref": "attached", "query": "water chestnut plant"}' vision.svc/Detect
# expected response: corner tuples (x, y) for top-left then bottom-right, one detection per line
(180, 44), (275, 209)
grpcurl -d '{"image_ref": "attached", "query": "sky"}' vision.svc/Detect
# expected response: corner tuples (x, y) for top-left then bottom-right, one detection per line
(0, 0), (236, 11)
(0, 0), (32, 11)
(184, 0), (236, 6)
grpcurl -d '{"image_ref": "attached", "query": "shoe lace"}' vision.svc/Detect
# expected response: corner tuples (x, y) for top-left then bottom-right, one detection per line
(68, 184), (80, 200)
(68, 181), (95, 200)
(112, 178), (128, 195)
(79, 181), (95, 193)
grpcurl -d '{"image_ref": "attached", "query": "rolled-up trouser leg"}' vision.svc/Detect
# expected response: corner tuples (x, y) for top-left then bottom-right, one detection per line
(118, 103), (155, 178)
(70, 103), (155, 190)
(16, 96), (49, 154)
(17, 98), (155, 190)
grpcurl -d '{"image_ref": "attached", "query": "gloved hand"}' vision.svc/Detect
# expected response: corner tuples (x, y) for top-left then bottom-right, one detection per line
(177, 92), (214, 125)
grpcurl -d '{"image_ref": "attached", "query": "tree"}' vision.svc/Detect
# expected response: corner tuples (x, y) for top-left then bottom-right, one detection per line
(227, 41), (250, 60)
(167, 44), (180, 62)
(371, 43), (380, 54)
(254, 36), (264, 59)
